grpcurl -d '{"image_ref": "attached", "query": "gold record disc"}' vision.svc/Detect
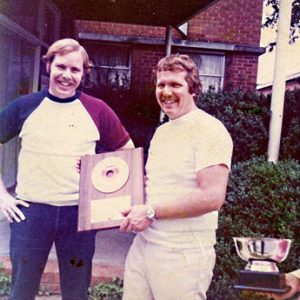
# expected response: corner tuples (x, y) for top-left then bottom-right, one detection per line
(91, 156), (130, 193)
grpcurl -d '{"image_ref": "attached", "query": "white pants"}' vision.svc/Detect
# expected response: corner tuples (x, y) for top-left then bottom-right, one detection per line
(123, 234), (216, 300)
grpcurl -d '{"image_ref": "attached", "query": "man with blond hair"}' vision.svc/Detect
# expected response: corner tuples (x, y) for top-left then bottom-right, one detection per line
(0, 38), (133, 300)
(120, 54), (233, 300)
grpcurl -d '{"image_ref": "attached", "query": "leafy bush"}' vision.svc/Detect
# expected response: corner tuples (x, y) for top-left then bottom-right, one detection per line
(207, 157), (300, 300)
(280, 89), (300, 161)
(88, 278), (123, 300)
(197, 89), (270, 163)
(0, 263), (11, 296)
(197, 88), (300, 163)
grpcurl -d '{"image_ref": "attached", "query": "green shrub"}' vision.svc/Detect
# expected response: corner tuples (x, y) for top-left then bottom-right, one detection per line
(280, 89), (300, 161)
(88, 278), (123, 300)
(197, 88), (300, 163)
(197, 89), (269, 163)
(207, 157), (300, 300)
(0, 263), (11, 296)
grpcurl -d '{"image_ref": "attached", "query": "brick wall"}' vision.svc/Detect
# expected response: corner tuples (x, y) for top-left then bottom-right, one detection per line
(188, 0), (263, 45)
(224, 53), (259, 91)
(75, 0), (264, 92)
(75, 0), (264, 46)
(131, 46), (164, 89)
(75, 20), (182, 39)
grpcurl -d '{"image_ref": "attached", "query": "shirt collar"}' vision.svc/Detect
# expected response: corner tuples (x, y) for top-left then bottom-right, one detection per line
(168, 108), (199, 125)
(46, 90), (80, 103)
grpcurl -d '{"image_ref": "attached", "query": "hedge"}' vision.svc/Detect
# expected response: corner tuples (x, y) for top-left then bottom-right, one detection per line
(279, 89), (300, 161)
(207, 157), (300, 300)
(197, 89), (269, 163)
(197, 88), (300, 163)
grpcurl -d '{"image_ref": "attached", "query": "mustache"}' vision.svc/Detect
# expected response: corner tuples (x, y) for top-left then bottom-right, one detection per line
(161, 96), (176, 101)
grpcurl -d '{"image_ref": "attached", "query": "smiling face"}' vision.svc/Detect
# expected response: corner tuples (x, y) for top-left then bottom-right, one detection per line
(155, 70), (197, 120)
(47, 50), (84, 99)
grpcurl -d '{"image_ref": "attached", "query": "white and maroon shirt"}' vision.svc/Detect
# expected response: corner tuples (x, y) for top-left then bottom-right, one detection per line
(0, 90), (130, 205)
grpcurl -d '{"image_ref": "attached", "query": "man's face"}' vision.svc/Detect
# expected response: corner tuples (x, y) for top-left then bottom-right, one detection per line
(155, 70), (196, 120)
(47, 50), (84, 99)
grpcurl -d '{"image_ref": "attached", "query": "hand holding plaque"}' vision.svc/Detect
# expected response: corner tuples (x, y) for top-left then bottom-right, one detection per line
(233, 237), (292, 294)
(78, 147), (144, 231)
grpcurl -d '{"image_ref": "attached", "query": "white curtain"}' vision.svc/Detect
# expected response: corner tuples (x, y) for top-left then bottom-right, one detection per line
(87, 44), (131, 88)
(189, 54), (224, 92)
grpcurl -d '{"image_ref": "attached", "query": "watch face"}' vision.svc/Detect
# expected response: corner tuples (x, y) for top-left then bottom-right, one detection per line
(147, 206), (155, 220)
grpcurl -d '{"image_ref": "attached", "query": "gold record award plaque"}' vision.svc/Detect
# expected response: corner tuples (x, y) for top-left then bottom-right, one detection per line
(78, 147), (144, 231)
(91, 156), (130, 193)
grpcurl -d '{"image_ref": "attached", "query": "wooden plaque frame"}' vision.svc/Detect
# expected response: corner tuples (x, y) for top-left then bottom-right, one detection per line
(78, 147), (144, 231)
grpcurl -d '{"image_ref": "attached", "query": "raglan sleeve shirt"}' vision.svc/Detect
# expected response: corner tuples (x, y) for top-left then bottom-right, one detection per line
(0, 90), (130, 205)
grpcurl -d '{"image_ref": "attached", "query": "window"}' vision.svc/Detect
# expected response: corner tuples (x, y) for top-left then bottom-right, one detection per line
(0, 24), (36, 188)
(186, 53), (225, 93)
(40, 0), (60, 44)
(0, 0), (60, 42)
(0, 0), (39, 36)
(81, 42), (131, 89)
(0, 0), (60, 188)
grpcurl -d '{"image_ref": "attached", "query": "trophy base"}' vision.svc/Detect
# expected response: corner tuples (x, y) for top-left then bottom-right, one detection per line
(234, 270), (288, 294)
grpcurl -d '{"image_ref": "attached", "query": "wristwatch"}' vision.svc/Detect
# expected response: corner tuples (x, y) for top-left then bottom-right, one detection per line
(146, 205), (156, 221)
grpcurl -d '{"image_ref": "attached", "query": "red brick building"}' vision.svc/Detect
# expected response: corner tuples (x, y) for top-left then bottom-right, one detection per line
(74, 0), (264, 94)
(0, 0), (264, 187)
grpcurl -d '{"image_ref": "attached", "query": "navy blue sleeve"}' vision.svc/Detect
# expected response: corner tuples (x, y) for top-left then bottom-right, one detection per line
(0, 99), (22, 143)
(0, 90), (46, 143)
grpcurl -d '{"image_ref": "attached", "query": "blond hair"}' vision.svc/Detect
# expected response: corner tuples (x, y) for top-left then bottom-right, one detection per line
(43, 38), (91, 73)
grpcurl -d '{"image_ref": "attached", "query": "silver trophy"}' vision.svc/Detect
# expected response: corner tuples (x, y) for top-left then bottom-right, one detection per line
(233, 237), (292, 293)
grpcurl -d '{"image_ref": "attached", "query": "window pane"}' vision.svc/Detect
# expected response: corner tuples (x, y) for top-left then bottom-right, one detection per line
(98, 47), (109, 66)
(81, 41), (131, 89)
(0, 24), (36, 187)
(0, 0), (39, 36)
(0, 26), (35, 106)
(43, 4), (57, 44)
(188, 54), (223, 76)
(187, 53), (224, 92)
(200, 76), (222, 92)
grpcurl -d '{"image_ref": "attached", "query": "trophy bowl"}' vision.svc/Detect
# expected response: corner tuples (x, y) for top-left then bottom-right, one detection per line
(234, 237), (291, 272)
(233, 237), (292, 293)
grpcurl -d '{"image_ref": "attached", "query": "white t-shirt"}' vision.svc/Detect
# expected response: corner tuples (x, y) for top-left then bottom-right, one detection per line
(141, 109), (233, 248)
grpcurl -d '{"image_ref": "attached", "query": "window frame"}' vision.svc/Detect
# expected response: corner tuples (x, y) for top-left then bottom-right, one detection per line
(177, 49), (225, 92)
(81, 41), (132, 89)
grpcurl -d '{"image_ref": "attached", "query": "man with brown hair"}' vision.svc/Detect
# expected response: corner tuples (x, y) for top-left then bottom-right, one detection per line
(120, 54), (233, 300)
(0, 38), (133, 300)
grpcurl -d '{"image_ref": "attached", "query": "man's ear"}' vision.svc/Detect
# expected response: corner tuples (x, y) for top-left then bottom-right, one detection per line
(46, 62), (50, 74)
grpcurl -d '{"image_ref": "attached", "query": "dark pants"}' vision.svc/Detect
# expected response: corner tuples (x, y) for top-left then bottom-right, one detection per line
(9, 202), (96, 300)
